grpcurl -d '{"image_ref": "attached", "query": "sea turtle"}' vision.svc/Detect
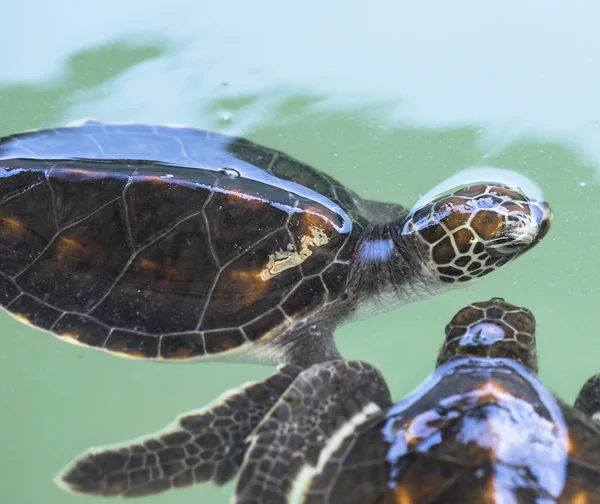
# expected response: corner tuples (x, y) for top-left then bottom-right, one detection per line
(0, 122), (552, 366)
(57, 298), (600, 502)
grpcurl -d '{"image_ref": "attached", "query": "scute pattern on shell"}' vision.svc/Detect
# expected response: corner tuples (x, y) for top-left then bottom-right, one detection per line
(0, 123), (374, 360)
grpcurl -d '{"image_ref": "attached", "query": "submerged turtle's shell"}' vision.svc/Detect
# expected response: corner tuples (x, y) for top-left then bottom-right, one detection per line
(0, 123), (394, 360)
(287, 362), (600, 503)
(291, 302), (600, 503)
(304, 359), (572, 502)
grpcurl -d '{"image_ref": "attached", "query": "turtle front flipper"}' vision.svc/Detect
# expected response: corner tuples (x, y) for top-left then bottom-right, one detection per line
(574, 374), (600, 422)
(234, 360), (391, 504)
(57, 365), (302, 497)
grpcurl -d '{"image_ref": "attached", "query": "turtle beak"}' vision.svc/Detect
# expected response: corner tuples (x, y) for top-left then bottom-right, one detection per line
(488, 199), (553, 257)
(535, 201), (553, 242)
(517, 199), (552, 253)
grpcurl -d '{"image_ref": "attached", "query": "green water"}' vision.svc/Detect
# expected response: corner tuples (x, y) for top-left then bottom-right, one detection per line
(1, 1), (599, 502)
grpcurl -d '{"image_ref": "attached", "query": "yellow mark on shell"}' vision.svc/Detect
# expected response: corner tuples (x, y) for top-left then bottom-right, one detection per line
(56, 236), (92, 261)
(59, 332), (79, 342)
(572, 490), (590, 504)
(167, 348), (193, 360)
(57, 332), (93, 350)
(403, 419), (420, 448)
(61, 168), (108, 177)
(228, 269), (271, 304)
(260, 227), (329, 281)
(393, 485), (413, 504)
(566, 434), (575, 455)
(1, 217), (25, 235)
(483, 476), (497, 503)
(107, 349), (147, 360)
(226, 189), (266, 209)
(139, 175), (167, 185)
(11, 312), (32, 327)
(135, 258), (178, 281)
(480, 379), (508, 397)
(300, 209), (331, 234)
(138, 258), (158, 269)
(254, 319), (291, 343)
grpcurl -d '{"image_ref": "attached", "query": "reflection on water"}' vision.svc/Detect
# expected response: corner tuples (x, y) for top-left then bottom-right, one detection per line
(409, 166), (545, 214)
(3, 1), (599, 166)
(0, 40), (167, 135)
(1, 1), (599, 503)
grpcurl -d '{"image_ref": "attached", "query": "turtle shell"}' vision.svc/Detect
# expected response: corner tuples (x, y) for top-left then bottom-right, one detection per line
(0, 122), (384, 360)
(274, 299), (600, 503)
(298, 360), (600, 503)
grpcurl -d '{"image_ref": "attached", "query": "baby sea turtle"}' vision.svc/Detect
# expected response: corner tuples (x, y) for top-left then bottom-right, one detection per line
(0, 122), (552, 366)
(58, 298), (600, 502)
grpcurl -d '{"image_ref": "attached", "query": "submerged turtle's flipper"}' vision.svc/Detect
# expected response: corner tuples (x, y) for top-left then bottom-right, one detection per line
(574, 373), (600, 422)
(234, 360), (391, 504)
(57, 365), (302, 497)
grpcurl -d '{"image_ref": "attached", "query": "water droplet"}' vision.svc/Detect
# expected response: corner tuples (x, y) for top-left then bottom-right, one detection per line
(579, 181), (587, 187)
(220, 168), (240, 178)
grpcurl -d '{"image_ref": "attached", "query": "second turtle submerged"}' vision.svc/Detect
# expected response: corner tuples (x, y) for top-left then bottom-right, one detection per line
(59, 298), (600, 503)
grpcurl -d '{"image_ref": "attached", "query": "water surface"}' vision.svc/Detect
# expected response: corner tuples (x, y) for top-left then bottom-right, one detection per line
(1, 2), (599, 502)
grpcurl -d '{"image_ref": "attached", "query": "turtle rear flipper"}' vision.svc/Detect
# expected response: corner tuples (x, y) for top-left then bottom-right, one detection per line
(234, 360), (391, 504)
(574, 374), (600, 422)
(57, 365), (302, 497)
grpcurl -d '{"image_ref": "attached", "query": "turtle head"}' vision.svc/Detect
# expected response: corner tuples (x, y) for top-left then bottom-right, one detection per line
(401, 184), (552, 287)
(436, 297), (538, 372)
